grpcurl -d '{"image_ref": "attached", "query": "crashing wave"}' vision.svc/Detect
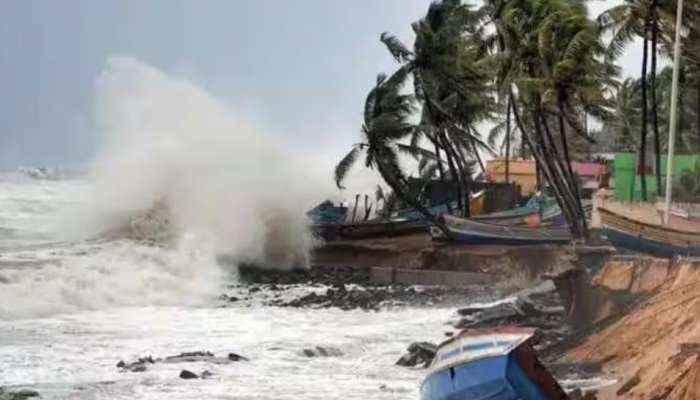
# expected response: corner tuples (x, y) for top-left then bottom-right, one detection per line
(102, 199), (176, 244)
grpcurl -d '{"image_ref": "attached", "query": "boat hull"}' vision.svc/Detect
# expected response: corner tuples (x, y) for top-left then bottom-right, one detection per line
(421, 327), (569, 400)
(605, 227), (700, 258)
(432, 215), (570, 246)
(599, 208), (700, 258)
(312, 219), (426, 241)
(421, 353), (548, 400)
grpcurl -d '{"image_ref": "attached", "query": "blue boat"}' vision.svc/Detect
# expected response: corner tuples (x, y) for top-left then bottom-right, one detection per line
(430, 214), (571, 245)
(421, 327), (569, 400)
(600, 208), (700, 258)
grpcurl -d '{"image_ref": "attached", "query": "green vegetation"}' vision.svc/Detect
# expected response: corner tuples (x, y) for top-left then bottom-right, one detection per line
(335, 0), (700, 240)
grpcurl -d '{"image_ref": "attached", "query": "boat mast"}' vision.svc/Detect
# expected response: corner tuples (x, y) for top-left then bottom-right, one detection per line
(663, 0), (685, 225)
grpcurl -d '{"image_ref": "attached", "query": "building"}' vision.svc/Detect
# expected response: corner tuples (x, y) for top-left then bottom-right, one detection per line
(485, 159), (538, 196)
(613, 153), (700, 202)
(486, 158), (608, 198)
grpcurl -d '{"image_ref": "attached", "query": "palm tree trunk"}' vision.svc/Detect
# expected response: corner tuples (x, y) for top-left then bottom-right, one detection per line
(431, 137), (452, 214)
(438, 131), (464, 216)
(528, 110), (580, 238)
(469, 130), (486, 174)
(697, 81), (700, 152)
(558, 104), (589, 235)
(639, 34), (650, 201)
(351, 194), (360, 222)
(445, 135), (471, 218)
(538, 111), (584, 236)
(505, 98), (512, 183)
(650, 9), (662, 196)
(376, 163), (450, 236)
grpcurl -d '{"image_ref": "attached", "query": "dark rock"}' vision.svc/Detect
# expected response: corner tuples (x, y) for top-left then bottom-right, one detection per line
(0, 389), (40, 400)
(130, 364), (147, 372)
(116, 356), (155, 372)
(396, 342), (437, 368)
(300, 346), (343, 357)
(227, 353), (249, 362)
(179, 370), (199, 379)
(164, 351), (218, 363)
(248, 286), (261, 293)
(237, 264), (370, 286)
(455, 301), (524, 329)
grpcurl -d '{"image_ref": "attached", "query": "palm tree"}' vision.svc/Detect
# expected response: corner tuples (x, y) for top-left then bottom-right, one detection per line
(609, 78), (643, 152)
(599, 0), (654, 199)
(600, 0), (697, 198)
(380, 0), (494, 217)
(485, 0), (609, 239)
(333, 72), (448, 232)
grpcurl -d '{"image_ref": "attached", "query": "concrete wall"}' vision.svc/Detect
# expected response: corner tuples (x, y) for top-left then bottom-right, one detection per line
(370, 267), (497, 287)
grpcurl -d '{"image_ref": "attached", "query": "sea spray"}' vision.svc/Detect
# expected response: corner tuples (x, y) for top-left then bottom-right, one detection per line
(0, 56), (341, 319)
(83, 56), (329, 269)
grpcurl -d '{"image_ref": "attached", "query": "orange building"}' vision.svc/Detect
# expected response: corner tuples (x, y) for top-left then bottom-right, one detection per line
(486, 158), (608, 197)
(486, 159), (538, 195)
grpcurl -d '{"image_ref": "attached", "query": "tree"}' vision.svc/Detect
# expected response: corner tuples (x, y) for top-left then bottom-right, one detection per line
(484, 0), (608, 240)
(380, 0), (495, 217)
(334, 72), (448, 233)
(600, 0), (700, 198)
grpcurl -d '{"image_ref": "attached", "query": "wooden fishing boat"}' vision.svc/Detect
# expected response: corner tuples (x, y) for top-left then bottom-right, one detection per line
(653, 202), (700, 232)
(394, 191), (486, 221)
(431, 214), (571, 245)
(599, 207), (700, 257)
(421, 327), (569, 400)
(474, 200), (563, 226)
(312, 219), (427, 241)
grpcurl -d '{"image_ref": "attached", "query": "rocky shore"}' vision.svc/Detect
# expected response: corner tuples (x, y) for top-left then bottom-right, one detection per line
(229, 262), (614, 396)
(227, 264), (494, 311)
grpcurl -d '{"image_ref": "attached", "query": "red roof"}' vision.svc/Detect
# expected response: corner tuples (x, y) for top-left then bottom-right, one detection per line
(571, 162), (606, 177)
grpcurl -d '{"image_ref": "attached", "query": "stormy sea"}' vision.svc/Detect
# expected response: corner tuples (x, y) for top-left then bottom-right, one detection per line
(0, 168), (482, 400)
(0, 58), (505, 400)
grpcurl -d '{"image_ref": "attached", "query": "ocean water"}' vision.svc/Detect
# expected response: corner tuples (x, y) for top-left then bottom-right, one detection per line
(0, 172), (461, 400)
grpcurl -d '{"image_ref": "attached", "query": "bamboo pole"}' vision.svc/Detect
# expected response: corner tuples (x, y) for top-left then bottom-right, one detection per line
(664, 0), (684, 224)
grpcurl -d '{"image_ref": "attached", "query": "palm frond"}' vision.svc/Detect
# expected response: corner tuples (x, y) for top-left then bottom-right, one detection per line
(380, 32), (413, 63)
(334, 146), (362, 189)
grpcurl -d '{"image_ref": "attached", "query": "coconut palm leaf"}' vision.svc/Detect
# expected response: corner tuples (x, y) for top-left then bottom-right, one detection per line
(334, 146), (362, 189)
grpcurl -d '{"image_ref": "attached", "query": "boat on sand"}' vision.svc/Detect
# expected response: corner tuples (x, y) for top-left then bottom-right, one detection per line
(421, 327), (569, 400)
(600, 207), (700, 257)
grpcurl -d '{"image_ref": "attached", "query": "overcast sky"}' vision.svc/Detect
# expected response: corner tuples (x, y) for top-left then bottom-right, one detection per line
(0, 0), (640, 167)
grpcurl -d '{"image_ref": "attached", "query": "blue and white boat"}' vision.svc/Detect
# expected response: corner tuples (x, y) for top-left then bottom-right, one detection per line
(421, 327), (569, 400)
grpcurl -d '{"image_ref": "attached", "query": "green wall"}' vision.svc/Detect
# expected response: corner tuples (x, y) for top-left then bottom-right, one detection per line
(614, 153), (700, 202)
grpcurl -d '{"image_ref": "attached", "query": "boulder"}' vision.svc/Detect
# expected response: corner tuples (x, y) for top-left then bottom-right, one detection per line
(0, 389), (40, 400)
(301, 346), (343, 357)
(116, 356), (154, 372)
(395, 342), (437, 368)
(179, 370), (199, 380)
(227, 352), (249, 362)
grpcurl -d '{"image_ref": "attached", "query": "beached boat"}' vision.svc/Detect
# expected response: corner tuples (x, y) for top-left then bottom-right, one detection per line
(421, 327), (569, 400)
(654, 201), (700, 232)
(312, 218), (426, 241)
(599, 207), (700, 257)
(431, 214), (571, 245)
(394, 191), (486, 221)
(474, 199), (563, 226)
